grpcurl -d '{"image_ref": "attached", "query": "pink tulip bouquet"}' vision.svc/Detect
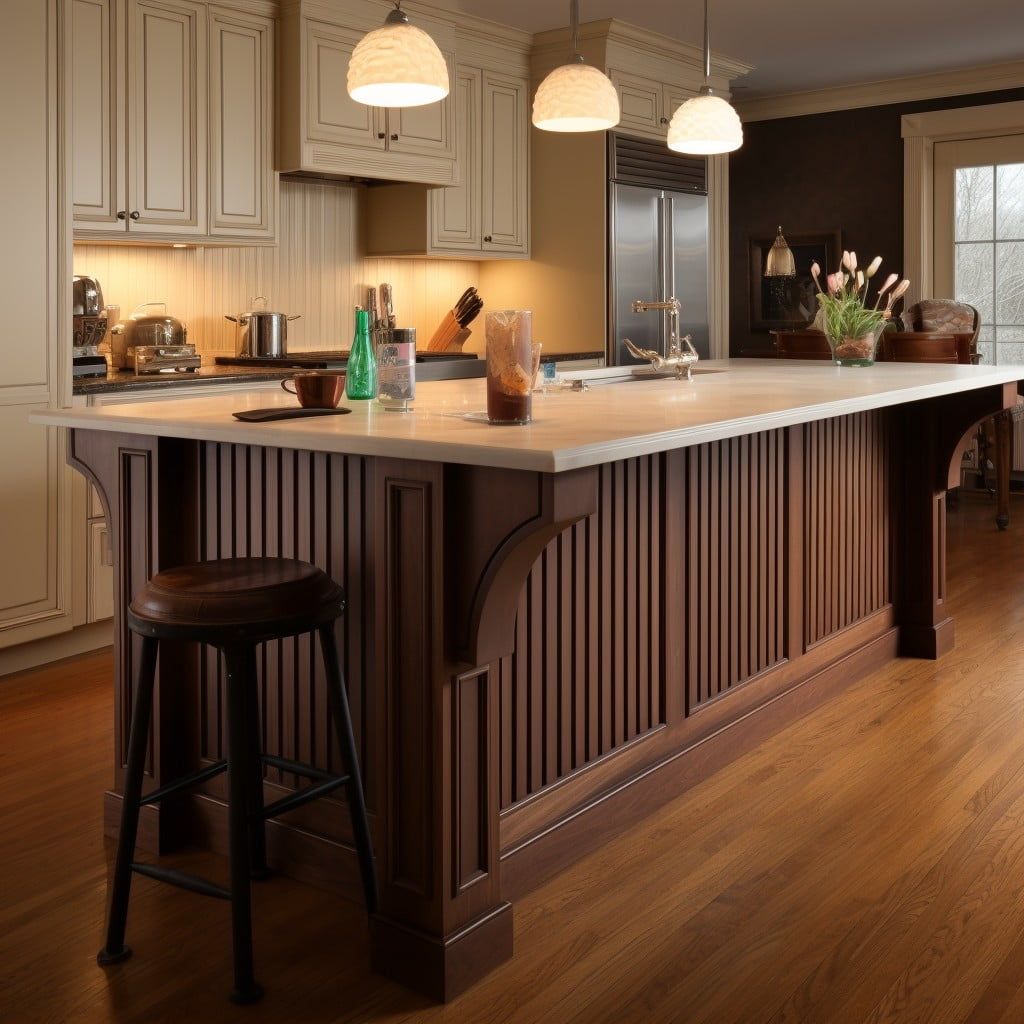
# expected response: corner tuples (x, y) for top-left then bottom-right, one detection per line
(812, 252), (910, 364)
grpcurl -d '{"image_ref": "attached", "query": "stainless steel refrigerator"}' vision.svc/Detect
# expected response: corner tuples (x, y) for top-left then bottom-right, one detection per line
(608, 136), (710, 365)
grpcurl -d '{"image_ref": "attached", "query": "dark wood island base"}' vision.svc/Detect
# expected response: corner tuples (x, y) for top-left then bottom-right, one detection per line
(66, 379), (1015, 1000)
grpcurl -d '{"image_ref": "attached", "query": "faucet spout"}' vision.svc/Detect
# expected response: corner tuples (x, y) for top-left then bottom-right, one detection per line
(625, 296), (700, 380)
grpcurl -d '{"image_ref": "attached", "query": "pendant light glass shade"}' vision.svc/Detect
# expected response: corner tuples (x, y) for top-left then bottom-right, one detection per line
(532, 60), (620, 132)
(347, 4), (449, 108)
(667, 88), (743, 154)
(531, 0), (619, 133)
(666, 0), (742, 155)
(764, 226), (796, 277)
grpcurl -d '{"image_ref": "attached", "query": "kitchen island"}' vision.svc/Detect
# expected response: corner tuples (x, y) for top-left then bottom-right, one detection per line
(33, 359), (1022, 999)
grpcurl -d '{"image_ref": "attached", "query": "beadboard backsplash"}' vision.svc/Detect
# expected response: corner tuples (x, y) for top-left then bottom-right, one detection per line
(73, 179), (483, 359)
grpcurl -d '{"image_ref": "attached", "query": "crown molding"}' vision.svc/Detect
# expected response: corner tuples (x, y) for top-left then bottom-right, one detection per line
(735, 59), (1024, 124)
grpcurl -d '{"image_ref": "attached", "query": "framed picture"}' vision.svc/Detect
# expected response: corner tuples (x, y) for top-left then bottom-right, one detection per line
(749, 229), (842, 331)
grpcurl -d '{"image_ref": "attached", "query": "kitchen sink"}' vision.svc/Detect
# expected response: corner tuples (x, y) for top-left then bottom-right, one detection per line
(558, 366), (726, 387)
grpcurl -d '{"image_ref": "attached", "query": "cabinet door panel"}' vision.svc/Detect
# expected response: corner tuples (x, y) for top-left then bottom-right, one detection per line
(208, 5), (274, 237)
(431, 68), (480, 250)
(70, 0), (124, 230)
(610, 69), (664, 136)
(128, 0), (205, 232)
(0, 406), (68, 643)
(482, 73), (528, 254)
(388, 55), (456, 161)
(306, 20), (383, 148)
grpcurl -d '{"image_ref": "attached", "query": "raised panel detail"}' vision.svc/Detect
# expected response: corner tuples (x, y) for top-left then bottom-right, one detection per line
(804, 411), (892, 646)
(683, 430), (788, 709)
(499, 456), (664, 807)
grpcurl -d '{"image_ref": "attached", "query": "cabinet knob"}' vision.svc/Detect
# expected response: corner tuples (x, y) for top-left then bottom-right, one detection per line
(484, 235), (492, 242)
(659, 116), (669, 124)
(377, 132), (386, 139)
(117, 210), (127, 220)
(129, 210), (140, 220)
(390, 133), (398, 141)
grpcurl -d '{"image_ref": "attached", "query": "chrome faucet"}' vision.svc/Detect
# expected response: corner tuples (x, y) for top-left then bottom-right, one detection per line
(623, 297), (700, 381)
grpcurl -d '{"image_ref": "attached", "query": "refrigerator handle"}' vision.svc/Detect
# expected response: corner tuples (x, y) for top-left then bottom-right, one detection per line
(657, 194), (668, 355)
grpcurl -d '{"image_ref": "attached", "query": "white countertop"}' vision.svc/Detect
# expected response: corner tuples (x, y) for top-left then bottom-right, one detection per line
(33, 360), (1024, 472)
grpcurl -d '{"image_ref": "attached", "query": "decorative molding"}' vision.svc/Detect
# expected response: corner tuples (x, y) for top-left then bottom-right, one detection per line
(737, 60), (1024, 124)
(708, 153), (729, 358)
(901, 99), (1024, 309)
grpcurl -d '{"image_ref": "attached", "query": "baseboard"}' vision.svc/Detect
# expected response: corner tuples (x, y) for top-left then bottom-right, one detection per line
(0, 621), (112, 679)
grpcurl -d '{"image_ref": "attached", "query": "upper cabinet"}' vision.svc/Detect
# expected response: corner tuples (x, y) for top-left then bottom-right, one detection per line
(70, 0), (275, 243)
(277, 0), (458, 186)
(363, 20), (531, 259)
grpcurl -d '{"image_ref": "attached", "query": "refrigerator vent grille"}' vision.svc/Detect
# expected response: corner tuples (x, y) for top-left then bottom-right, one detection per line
(609, 134), (707, 194)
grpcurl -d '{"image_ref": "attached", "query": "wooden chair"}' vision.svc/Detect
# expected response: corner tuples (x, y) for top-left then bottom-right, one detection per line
(879, 332), (960, 364)
(771, 330), (832, 360)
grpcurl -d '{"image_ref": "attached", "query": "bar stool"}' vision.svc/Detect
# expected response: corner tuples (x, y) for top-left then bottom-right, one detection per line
(97, 557), (379, 1004)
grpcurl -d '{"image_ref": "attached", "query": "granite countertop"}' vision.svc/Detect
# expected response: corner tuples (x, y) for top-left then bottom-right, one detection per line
(45, 360), (1024, 473)
(72, 364), (305, 396)
(72, 352), (606, 396)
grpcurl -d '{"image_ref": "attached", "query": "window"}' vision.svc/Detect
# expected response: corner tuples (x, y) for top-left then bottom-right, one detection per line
(950, 159), (1024, 364)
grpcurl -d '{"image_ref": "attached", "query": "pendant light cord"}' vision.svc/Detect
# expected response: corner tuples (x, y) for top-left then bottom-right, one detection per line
(703, 0), (711, 83)
(570, 0), (581, 60)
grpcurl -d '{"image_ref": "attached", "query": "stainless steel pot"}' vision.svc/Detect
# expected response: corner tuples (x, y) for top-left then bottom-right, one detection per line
(225, 296), (301, 357)
(114, 302), (188, 348)
(72, 275), (104, 316)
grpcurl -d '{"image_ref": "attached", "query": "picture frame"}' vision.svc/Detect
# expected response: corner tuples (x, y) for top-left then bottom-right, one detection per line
(749, 229), (842, 331)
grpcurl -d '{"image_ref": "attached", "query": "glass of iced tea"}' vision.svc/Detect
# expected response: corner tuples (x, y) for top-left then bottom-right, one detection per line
(485, 310), (533, 424)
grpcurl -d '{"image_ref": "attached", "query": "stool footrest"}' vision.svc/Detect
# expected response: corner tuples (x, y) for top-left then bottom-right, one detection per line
(259, 775), (350, 821)
(131, 861), (231, 901)
(139, 760), (228, 807)
(261, 753), (337, 782)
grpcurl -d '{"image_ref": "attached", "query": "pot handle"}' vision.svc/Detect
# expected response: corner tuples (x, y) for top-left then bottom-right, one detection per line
(287, 315), (302, 321)
(250, 295), (269, 312)
(225, 315), (240, 323)
(131, 302), (167, 315)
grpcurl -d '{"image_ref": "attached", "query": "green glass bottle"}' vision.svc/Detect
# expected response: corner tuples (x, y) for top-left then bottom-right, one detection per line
(346, 308), (377, 400)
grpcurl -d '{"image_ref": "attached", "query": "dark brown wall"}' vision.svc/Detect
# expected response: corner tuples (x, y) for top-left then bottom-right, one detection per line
(728, 87), (1024, 357)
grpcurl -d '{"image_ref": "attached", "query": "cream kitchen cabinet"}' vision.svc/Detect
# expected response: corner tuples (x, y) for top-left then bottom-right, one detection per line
(277, 0), (457, 186)
(70, 0), (275, 243)
(363, 23), (531, 259)
(609, 68), (692, 141)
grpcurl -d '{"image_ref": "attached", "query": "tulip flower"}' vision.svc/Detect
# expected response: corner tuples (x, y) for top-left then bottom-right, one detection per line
(876, 272), (898, 296)
(814, 251), (911, 362)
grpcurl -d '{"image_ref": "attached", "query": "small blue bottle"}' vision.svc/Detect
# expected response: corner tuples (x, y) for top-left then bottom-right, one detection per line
(346, 308), (377, 400)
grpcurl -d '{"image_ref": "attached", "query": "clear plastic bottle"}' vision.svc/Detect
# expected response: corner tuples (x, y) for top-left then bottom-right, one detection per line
(346, 308), (377, 400)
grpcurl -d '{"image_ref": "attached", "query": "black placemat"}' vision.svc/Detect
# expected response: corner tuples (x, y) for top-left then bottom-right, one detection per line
(232, 407), (352, 422)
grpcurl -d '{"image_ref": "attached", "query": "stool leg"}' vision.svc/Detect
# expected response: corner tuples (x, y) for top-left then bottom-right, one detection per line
(223, 644), (263, 1004)
(318, 624), (379, 913)
(242, 646), (269, 879)
(97, 634), (159, 966)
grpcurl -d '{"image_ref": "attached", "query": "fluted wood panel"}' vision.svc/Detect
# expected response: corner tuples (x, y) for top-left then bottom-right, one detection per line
(73, 179), (481, 358)
(684, 430), (788, 710)
(803, 411), (892, 646)
(193, 442), (375, 813)
(498, 456), (664, 809)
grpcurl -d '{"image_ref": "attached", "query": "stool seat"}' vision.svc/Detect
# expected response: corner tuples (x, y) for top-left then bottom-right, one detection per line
(128, 557), (344, 644)
(99, 555), (378, 1004)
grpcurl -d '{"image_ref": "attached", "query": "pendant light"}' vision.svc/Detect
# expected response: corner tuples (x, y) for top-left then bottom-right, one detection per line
(532, 0), (620, 132)
(347, 1), (449, 108)
(667, 0), (742, 155)
(764, 226), (796, 277)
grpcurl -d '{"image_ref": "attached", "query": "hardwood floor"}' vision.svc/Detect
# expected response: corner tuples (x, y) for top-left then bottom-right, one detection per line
(3, 490), (1024, 1023)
